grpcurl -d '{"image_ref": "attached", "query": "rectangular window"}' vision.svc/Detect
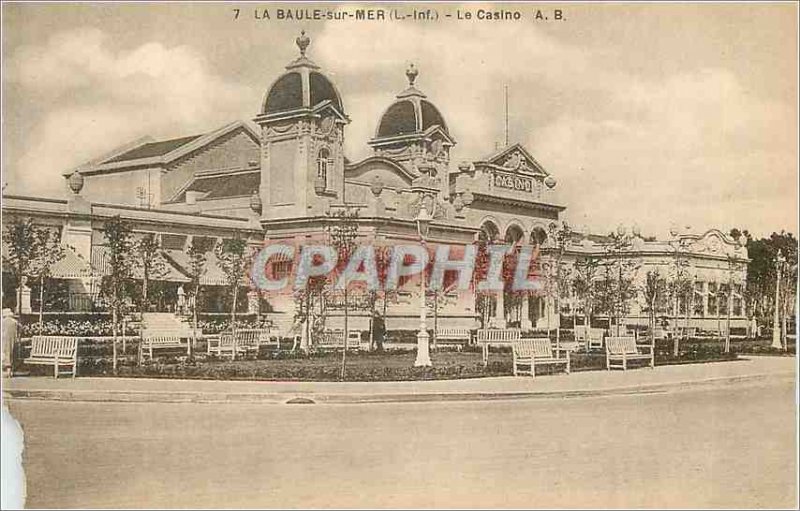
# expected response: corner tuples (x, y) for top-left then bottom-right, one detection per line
(693, 281), (705, 317)
(719, 283), (729, 315)
(733, 284), (743, 316)
(708, 283), (718, 316)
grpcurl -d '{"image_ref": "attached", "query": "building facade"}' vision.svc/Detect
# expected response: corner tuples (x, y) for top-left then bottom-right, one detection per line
(1, 32), (749, 335)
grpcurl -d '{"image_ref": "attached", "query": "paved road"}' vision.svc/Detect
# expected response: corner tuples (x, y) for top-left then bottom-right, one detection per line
(7, 379), (797, 509)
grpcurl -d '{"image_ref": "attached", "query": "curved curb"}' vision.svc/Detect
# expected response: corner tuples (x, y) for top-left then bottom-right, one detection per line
(3, 372), (794, 406)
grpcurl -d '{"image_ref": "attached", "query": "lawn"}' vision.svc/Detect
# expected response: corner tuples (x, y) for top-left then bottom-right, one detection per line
(55, 343), (742, 382)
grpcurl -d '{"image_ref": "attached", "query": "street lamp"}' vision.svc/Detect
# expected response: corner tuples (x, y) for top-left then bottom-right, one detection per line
(414, 204), (433, 367)
(771, 250), (786, 350)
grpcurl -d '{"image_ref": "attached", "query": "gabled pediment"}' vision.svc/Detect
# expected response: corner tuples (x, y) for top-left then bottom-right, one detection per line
(480, 143), (548, 176)
(312, 100), (349, 123)
(345, 156), (416, 188)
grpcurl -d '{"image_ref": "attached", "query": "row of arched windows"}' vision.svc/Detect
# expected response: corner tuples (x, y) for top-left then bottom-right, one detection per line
(479, 221), (549, 246)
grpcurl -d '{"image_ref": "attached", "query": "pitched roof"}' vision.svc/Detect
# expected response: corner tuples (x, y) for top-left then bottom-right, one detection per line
(175, 171), (259, 202)
(105, 135), (203, 163)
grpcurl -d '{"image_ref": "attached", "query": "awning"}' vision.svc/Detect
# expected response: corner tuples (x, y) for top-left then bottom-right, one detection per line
(92, 246), (189, 283)
(162, 249), (230, 286)
(50, 246), (94, 278)
(2, 243), (94, 279)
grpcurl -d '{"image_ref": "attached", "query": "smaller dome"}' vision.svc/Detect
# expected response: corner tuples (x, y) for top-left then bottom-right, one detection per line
(373, 65), (450, 140)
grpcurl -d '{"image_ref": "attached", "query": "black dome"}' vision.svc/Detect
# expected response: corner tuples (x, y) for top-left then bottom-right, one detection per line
(376, 98), (450, 139)
(263, 70), (344, 115)
(377, 100), (417, 137)
(264, 72), (303, 114)
(420, 100), (448, 133)
(309, 72), (343, 112)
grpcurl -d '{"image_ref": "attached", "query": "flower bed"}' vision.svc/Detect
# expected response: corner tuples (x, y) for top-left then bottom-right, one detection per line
(60, 346), (739, 381)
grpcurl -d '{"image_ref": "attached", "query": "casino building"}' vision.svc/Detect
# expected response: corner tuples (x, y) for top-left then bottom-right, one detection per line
(1, 32), (750, 336)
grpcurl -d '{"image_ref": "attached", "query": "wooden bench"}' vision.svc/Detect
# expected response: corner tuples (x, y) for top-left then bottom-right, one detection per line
(512, 338), (570, 377)
(141, 336), (188, 359)
(25, 336), (78, 378)
(605, 336), (654, 371)
(317, 329), (363, 350)
(207, 329), (273, 359)
(586, 328), (605, 351)
(434, 328), (472, 351)
(476, 329), (522, 366)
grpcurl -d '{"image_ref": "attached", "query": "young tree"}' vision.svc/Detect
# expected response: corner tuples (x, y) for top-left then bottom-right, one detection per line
(667, 249), (693, 356)
(546, 221), (572, 345)
(3, 218), (43, 315)
(185, 238), (208, 361)
(643, 269), (667, 346)
(370, 245), (394, 351)
(602, 231), (640, 335)
(30, 228), (65, 326)
(326, 206), (359, 380)
(215, 234), (250, 335)
(134, 233), (167, 311)
(100, 216), (135, 373)
(573, 256), (601, 328)
(293, 271), (328, 353)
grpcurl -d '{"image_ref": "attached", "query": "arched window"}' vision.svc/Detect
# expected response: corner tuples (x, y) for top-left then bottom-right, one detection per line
(479, 221), (500, 244)
(531, 227), (548, 247)
(317, 148), (330, 189)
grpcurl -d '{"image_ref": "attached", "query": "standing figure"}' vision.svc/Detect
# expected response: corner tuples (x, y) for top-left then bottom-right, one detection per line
(177, 285), (186, 315)
(2, 309), (19, 377)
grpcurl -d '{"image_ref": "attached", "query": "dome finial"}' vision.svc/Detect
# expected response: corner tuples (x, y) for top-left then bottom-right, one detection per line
(406, 63), (418, 86)
(296, 30), (310, 56)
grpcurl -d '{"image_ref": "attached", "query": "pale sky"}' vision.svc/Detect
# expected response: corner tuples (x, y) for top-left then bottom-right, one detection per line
(2, 2), (797, 239)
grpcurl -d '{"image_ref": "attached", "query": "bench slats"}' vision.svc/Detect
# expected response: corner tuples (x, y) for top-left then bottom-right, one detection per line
(605, 336), (654, 371)
(512, 338), (570, 377)
(25, 336), (79, 378)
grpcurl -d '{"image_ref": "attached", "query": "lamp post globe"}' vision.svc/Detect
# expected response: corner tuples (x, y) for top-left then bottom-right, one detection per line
(414, 204), (433, 367)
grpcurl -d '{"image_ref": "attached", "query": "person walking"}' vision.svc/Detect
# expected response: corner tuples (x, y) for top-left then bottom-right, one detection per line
(2, 308), (19, 377)
(371, 309), (385, 352)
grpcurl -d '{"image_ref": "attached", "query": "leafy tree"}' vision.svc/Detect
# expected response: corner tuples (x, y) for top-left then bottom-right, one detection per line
(643, 269), (667, 345)
(370, 245), (394, 351)
(99, 216), (135, 373)
(545, 221), (572, 344)
(30, 228), (65, 326)
(667, 244), (693, 356)
(2, 218), (44, 315)
(214, 234), (250, 336)
(134, 233), (167, 311)
(326, 206), (359, 379)
(736, 230), (796, 336)
(572, 256), (601, 327)
(185, 238), (208, 360)
(600, 232), (640, 334)
(293, 266), (328, 353)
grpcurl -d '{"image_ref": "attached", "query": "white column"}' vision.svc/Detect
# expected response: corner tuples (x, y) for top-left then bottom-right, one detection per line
(493, 291), (506, 328)
(771, 265), (783, 349)
(520, 295), (532, 330)
(19, 281), (32, 314)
